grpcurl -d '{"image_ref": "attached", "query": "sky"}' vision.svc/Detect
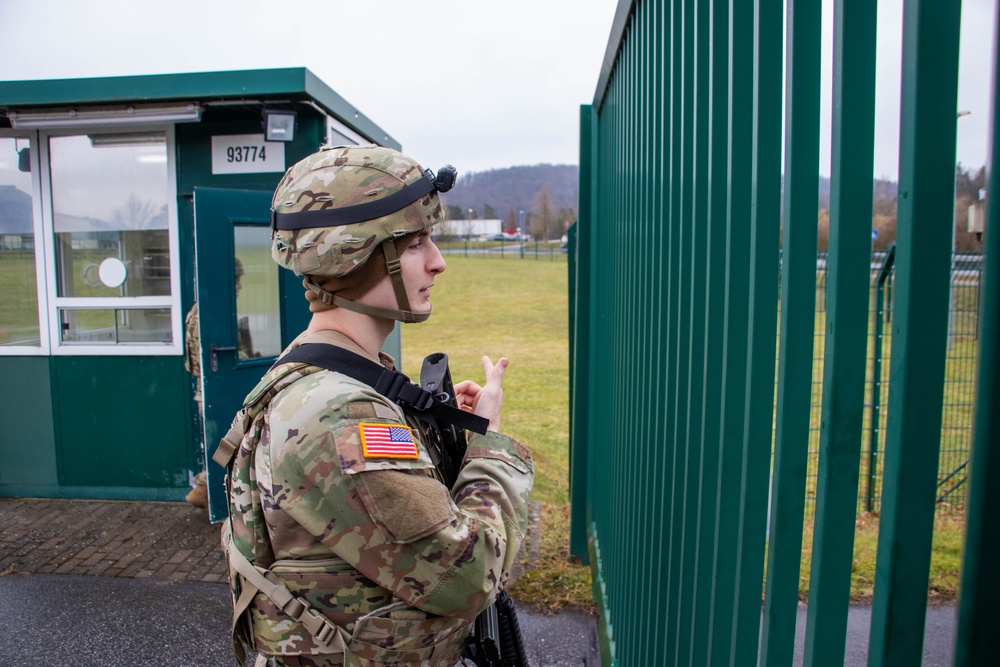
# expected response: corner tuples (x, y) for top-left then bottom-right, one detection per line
(0, 0), (995, 180)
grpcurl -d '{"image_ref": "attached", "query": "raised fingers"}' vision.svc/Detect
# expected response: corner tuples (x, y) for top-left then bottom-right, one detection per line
(481, 356), (509, 386)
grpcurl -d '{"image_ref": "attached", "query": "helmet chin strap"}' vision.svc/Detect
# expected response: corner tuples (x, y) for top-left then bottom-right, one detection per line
(303, 239), (430, 324)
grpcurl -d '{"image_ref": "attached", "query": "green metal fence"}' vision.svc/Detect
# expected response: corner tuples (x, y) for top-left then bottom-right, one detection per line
(569, 0), (998, 664)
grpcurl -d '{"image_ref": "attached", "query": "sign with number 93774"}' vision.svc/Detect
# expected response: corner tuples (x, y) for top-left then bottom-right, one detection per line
(211, 134), (285, 174)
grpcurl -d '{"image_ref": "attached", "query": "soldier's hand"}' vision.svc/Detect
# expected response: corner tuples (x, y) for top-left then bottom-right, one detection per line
(455, 356), (508, 432)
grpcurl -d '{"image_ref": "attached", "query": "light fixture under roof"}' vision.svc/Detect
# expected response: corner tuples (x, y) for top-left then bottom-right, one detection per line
(89, 131), (166, 147)
(7, 102), (202, 129)
(264, 109), (296, 142)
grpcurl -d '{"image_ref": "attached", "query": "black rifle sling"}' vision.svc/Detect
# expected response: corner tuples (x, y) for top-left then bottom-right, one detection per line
(274, 344), (489, 435)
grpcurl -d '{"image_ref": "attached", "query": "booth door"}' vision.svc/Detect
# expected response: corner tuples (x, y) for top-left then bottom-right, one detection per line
(194, 187), (310, 521)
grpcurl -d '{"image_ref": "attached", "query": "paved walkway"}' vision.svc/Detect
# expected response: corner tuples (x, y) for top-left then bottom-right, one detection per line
(0, 497), (227, 583)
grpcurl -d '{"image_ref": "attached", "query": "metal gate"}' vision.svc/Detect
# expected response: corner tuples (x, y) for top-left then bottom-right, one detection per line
(569, 1), (999, 665)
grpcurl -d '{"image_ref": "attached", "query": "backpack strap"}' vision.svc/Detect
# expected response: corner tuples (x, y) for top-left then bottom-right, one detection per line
(212, 420), (247, 469)
(276, 344), (489, 435)
(227, 539), (354, 655)
(211, 362), (319, 469)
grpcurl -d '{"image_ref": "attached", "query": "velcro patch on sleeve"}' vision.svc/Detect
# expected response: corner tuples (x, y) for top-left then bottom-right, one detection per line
(359, 423), (419, 460)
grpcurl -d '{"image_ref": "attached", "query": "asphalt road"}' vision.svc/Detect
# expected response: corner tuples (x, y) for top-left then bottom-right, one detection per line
(0, 573), (601, 666)
(0, 573), (956, 665)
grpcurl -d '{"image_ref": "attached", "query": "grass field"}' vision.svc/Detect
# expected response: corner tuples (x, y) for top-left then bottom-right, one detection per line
(400, 255), (971, 612)
(0, 250), (42, 344)
(398, 255), (593, 611)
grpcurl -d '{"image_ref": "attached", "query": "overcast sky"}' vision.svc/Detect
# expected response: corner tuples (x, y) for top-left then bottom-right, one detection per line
(0, 0), (995, 180)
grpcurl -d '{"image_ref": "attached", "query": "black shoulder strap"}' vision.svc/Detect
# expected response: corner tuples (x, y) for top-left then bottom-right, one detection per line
(276, 344), (489, 435)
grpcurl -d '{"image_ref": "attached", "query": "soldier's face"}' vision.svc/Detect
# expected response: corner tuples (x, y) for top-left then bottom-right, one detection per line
(362, 230), (446, 316)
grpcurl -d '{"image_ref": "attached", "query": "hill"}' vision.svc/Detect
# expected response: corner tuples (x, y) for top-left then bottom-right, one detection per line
(440, 164), (579, 221)
(817, 175), (898, 209)
(444, 168), (906, 225)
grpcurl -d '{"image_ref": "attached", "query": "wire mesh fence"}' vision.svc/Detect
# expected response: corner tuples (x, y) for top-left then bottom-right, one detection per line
(806, 249), (984, 516)
(433, 238), (568, 261)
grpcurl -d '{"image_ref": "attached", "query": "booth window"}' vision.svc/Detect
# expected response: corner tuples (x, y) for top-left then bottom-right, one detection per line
(0, 137), (41, 347)
(48, 132), (176, 348)
(234, 224), (281, 361)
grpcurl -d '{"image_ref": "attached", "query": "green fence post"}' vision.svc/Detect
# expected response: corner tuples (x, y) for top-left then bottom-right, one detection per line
(803, 1), (878, 665)
(866, 246), (896, 513)
(867, 1), (963, 664)
(569, 105), (594, 563)
(707, 0), (754, 661)
(760, 0), (821, 663)
(660, 0), (685, 660)
(688, 0), (730, 662)
(730, 0), (783, 662)
(954, 9), (1000, 656)
(672, 0), (710, 663)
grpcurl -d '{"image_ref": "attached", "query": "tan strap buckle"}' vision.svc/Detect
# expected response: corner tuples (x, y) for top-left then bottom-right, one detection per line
(287, 599), (345, 648)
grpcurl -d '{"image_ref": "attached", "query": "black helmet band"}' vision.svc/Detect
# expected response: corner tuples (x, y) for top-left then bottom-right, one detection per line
(271, 165), (456, 232)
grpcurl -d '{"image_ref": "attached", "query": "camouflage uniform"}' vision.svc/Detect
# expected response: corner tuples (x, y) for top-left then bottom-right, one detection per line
(225, 329), (534, 666)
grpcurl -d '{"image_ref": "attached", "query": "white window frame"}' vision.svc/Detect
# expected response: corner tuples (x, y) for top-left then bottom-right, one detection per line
(326, 115), (364, 147)
(37, 125), (182, 356)
(0, 130), (49, 356)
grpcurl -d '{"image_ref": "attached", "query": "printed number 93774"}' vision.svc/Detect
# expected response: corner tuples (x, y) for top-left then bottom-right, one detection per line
(227, 145), (267, 163)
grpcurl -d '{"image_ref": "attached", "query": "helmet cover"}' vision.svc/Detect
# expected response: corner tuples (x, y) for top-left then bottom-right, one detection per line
(270, 144), (446, 279)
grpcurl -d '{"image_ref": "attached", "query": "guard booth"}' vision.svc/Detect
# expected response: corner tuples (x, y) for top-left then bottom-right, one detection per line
(0, 68), (400, 520)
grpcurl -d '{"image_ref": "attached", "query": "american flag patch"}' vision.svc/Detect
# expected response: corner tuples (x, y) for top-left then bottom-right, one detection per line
(358, 423), (419, 459)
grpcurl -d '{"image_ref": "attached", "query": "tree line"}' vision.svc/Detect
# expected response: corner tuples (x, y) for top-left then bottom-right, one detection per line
(437, 161), (988, 249)
(815, 164), (986, 253)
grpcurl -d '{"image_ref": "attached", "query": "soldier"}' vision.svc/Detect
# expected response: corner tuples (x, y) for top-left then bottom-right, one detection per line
(216, 144), (534, 667)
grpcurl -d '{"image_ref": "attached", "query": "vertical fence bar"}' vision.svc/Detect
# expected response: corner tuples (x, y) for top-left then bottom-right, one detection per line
(689, 0), (730, 661)
(867, 0), (963, 663)
(866, 247), (896, 513)
(635, 18), (651, 658)
(730, 0), (783, 662)
(664, 0), (692, 658)
(610, 28), (630, 661)
(569, 104), (593, 563)
(605, 30), (621, 658)
(643, 3), (669, 663)
(707, 0), (754, 661)
(802, 0), (877, 664)
(674, 0), (710, 662)
(955, 7), (1000, 656)
(610, 29), (631, 662)
(627, 18), (643, 663)
(662, 0), (682, 650)
(600, 43), (621, 663)
(654, 0), (680, 659)
(760, 0), (821, 662)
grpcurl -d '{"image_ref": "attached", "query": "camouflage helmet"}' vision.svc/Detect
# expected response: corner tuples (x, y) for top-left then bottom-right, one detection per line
(270, 144), (455, 323)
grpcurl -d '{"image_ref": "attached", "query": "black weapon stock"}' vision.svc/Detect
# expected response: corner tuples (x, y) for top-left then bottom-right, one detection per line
(420, 352), (465, 487)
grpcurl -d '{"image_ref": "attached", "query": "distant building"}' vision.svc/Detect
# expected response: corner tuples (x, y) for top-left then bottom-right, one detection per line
(435, 217), (503, 239)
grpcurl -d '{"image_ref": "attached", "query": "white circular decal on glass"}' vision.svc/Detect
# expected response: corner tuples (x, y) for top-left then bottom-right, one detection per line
(98, 257), (128, 288)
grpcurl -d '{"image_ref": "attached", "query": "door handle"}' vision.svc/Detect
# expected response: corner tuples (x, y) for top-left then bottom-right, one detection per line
(210, 344), (237, 372)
